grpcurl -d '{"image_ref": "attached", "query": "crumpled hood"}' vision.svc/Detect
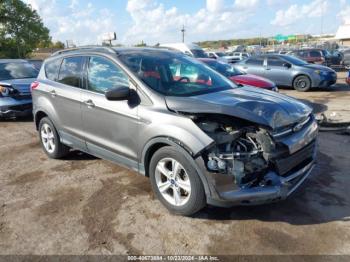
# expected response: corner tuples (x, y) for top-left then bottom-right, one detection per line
(0, 78), (36, 95)
(165, 86), (312, 129)
(302, 64), (335, 73)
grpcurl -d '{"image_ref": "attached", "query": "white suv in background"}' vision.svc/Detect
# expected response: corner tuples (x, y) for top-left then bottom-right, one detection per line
(159, 43), (207, 58)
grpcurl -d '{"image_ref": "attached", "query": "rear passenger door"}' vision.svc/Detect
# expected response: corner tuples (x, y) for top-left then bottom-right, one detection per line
(80, 55), (139, 170)
(47, 56), (87, 150)
(241, 56), (266, 77)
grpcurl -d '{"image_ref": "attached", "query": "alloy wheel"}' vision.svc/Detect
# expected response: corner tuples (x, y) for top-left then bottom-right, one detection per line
(41, 123), (56, 154)
(155, 157), (191, 206)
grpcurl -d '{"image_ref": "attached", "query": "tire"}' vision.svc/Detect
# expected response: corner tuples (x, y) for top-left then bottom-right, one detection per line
(149, 146), (206, 216)
(293, 75), (311, 92)
(38, 117), (70, 159)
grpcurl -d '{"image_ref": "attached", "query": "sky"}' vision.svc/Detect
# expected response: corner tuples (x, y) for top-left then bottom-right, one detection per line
(24, 0), (350, 46)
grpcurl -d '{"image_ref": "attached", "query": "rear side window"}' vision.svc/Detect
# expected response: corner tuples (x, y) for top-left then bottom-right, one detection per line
(245, 57), (264, 65)
(310, 51), (321, 58)
(45, 58), (61, 81)
(58, 56), (83, 88)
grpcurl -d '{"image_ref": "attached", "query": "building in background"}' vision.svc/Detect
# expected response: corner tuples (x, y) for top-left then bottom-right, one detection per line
(335, 24), (350, 46)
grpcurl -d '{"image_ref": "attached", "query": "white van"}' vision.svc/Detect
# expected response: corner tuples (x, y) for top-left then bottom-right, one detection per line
(159, 43), (207, 58)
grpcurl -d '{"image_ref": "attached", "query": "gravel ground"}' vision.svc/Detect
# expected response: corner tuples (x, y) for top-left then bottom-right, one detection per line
(0, 73), (350, 255)
(279, 71), (350, 123)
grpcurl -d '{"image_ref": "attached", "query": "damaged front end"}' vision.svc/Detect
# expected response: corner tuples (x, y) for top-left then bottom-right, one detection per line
(190, 113), (318, 206)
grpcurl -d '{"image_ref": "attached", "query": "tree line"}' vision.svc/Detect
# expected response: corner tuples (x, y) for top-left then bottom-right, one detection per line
(0, 0), (63, 58)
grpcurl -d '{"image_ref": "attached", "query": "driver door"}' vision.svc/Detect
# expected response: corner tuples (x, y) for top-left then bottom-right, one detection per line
(265, 56), (293, 86)
(81, 55), (139, 169)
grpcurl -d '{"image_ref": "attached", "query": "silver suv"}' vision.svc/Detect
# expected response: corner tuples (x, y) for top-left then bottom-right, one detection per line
(33, 47), (318, 215)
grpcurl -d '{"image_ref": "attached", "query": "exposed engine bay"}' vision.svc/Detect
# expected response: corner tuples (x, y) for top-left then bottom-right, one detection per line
(191, 114), (280, 188)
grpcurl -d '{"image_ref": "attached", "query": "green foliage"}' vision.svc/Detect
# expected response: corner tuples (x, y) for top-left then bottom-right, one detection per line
(134, 40), (147, 47)
(0, 0), (50, 58)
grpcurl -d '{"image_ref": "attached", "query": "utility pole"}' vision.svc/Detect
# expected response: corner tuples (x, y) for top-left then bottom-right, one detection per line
(181, 25), (185, 43)
(321, 0), (325, 36)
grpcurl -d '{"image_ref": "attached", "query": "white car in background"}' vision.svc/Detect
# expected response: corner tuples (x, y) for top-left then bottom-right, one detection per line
(159, 43), (207, 58)
(206, 51), (237, 64)
(226, 52), (250, 61)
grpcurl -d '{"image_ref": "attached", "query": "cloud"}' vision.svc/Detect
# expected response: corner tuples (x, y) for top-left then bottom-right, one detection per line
(271, 0), (329, 26)
(206, 0), (225, 12)
(337, 2), (350, 24)
(124, 0), (260, 44)
(24, 0), (118, 45)
(338, 6), (350, 24)
(22, 0), (345, 46)
(234, 0), (260, 9)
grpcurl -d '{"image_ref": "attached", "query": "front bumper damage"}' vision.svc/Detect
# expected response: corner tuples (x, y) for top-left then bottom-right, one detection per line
(0, 97), (32, 118)
(194, 115), (319, 207)
(217, 153), (316, 206)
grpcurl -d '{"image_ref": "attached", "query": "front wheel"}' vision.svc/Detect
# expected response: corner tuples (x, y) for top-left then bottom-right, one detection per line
(293, 75), (311, 92)
(149, 146), (206, 216)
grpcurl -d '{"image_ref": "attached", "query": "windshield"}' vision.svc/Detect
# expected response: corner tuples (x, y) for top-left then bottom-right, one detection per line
(190, 49), (208, 58)
(204, 60), (244, 77)
(119, 51), (236, 97)
(282, 55), (308, 66)
(0, 62), (38, 81)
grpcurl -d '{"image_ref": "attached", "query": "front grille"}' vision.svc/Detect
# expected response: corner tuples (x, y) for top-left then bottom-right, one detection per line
(273, 141), (316, 176)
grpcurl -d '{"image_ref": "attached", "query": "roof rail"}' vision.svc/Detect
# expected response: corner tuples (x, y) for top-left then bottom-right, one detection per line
(51, 46), (116, 56)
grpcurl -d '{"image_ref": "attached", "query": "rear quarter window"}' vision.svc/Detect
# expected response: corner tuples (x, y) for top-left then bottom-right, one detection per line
(45, 58), (62, 81)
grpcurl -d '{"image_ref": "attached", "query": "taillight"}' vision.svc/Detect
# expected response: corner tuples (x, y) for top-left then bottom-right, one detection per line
(30, 81), (39, 92)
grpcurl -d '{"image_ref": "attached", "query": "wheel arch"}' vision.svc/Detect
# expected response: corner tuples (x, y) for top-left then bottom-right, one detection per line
(34, 110), (48, 130)
(292, 74), (313, 87)
(141, 136), (212, 197)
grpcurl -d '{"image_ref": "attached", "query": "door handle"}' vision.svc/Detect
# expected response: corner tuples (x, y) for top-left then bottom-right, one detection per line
(50, 90), (56, 97)
(243, 66), (248, 69)
(83, 99), (95, 108)
(265, 68), (271, 70)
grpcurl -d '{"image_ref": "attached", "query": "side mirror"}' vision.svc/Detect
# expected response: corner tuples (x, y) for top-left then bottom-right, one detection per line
(105, 86), (130, 101)
(283, 62), (292, 68)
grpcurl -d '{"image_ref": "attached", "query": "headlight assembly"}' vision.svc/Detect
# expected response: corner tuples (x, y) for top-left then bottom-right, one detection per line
(0, 85), (9, 96)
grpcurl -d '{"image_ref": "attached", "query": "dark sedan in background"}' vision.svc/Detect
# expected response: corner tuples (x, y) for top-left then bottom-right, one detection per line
(198, 58), (278, 91)
(0, 59), (38, 118)
(289, 49), (342, 66)
(235, 55), (337, 91)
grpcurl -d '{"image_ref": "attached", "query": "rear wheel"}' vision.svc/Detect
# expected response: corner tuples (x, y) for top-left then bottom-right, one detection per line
(149, 146), (206, 216)
(39, 117), (70, 159)
(293, 75), (311, 92)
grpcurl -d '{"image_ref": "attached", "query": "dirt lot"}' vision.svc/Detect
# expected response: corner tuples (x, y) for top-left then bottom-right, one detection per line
(0, 75), (350, 255)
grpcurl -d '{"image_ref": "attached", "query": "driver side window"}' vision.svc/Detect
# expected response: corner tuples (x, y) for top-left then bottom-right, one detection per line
(87, 56), (129, 94)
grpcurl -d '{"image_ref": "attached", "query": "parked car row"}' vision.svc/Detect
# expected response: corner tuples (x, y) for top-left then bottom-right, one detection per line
(235, 54), (337, 91)
(30, 46), (319, 215)
(198, 58), (278, 91)
(289, 49), (343, 67)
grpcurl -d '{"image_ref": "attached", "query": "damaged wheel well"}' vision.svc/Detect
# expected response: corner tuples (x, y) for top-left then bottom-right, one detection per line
(143, 137), (195, 177)
(144, 142), (170, 177)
